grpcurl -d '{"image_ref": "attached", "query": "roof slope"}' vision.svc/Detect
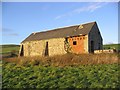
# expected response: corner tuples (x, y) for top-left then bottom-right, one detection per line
(22, 21), (96, 43)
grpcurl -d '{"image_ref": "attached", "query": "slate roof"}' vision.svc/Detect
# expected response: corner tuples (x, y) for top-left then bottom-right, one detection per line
(22, 21), (96, 43)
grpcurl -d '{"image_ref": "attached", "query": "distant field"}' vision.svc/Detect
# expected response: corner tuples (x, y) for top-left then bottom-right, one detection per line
(103, 44), (120, 50)
(0, 44), (20, 54)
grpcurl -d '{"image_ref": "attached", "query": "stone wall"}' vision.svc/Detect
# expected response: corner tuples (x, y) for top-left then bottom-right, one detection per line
(94, 49), (114, 53)
(21, 41), (44, 56)
(48, 38), (67, 56)
(21, 38), (67, 57)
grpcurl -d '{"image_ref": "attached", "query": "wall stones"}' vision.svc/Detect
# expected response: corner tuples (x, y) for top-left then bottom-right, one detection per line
(21, 38), (67, 57)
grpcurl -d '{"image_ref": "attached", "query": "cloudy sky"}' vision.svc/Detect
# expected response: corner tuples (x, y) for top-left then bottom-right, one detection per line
(2, 2), (118, 45)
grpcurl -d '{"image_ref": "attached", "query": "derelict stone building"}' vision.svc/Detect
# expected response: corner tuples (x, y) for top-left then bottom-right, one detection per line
(19, 21), (103, 57)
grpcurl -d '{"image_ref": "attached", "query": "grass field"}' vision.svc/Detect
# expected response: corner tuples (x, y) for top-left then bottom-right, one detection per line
(2, 61), (119, 88)
(103, 44), (120, 50)
(0, 44), (20, 54)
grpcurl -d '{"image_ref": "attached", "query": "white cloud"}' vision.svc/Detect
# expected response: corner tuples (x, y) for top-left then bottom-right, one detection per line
(73, 3), (104, 13)
(55, 15), (64, 20)
(55, 2), (108, 20)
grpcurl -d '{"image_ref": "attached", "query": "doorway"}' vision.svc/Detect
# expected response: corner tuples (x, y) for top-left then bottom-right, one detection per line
(45, 42), (49, 56)
(20, 45), (24, 56)
(91, 41), (94, 53)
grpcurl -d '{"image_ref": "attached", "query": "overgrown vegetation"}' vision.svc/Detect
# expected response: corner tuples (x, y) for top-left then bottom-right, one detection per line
(3, 53), (119, 67)
(2, 44), (120, 88)
(2, 53), (119, 88)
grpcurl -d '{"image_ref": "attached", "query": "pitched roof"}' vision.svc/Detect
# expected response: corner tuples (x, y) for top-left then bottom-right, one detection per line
(22, 21), (96, 43)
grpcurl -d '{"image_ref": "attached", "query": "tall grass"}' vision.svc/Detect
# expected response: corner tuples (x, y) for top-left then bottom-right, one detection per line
(3, 53), (119, 67)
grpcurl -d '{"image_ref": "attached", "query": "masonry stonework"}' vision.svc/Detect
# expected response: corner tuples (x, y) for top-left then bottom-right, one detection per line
(21, 38), (67, 57)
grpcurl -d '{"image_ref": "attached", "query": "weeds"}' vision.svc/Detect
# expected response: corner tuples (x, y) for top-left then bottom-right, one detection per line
(3, 53), (119, 67)
(2, 53), (119, 88)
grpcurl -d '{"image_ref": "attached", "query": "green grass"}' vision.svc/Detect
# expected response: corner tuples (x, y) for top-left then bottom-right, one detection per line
(103, 44), (120, 50)
(0, 44), (20, 54)
(2, 62), (119, 88)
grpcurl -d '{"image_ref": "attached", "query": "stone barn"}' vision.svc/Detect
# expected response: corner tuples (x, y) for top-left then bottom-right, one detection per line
(19, 21), (103, 57)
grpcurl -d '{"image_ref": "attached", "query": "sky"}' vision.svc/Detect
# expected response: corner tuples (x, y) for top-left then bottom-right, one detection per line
(1, 2), (118, 45)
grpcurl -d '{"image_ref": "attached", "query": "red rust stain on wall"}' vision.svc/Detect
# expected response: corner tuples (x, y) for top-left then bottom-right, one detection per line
(68, 36), (85, 54)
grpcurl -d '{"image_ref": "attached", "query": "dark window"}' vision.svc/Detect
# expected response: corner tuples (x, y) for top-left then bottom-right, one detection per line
(73, 41), (77, 45)
(65, 38), (68, 42)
